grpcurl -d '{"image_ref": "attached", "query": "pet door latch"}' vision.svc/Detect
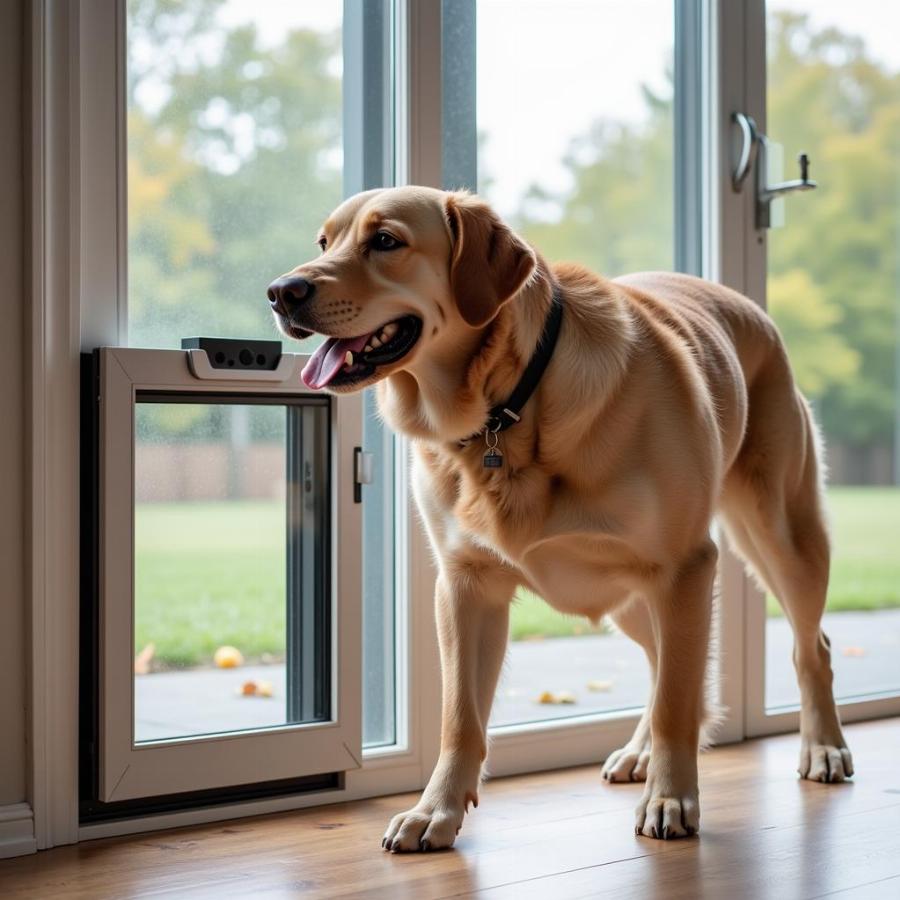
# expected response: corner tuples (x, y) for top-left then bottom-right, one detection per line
(731, 111), (818, 229)
(354, 447), (374, 503)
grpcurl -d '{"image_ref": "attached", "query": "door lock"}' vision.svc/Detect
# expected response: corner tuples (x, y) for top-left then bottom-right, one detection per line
(732, 112), (817, 229)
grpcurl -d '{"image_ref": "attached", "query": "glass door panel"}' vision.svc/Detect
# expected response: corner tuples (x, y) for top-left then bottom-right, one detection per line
(764, 1), (900, 708)
(477, 0), (674, 728)
(134, 399), (329, 743)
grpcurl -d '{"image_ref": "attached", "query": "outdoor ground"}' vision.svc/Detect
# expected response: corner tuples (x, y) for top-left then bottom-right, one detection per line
(136, 608), (900, 741)
(135, 487), (900, 668)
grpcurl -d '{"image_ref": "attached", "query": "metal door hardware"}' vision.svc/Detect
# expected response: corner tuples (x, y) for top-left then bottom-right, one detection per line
(353, 447), (374, 503)
(732, 112), (817, 229)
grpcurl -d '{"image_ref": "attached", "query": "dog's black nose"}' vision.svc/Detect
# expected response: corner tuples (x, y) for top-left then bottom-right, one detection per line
(267, 275), (315, 316)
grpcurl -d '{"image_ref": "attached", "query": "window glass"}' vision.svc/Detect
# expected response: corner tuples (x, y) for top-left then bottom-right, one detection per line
(765, 1), (900, 707)
(126, 1), (397, 750)
(126, 0), (343, 348)
(477, 0), (674, 726)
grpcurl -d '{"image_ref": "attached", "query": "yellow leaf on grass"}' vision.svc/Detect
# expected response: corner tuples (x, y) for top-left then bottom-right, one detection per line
(214, 645), (244, 668)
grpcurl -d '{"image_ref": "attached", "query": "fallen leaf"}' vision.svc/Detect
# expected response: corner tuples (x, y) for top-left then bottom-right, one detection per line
(134, 642), (155, 675)
(214, 645), (244, 668)
(841, 646), (867, 658)
(586, 679), (613, 692)
(238, 678), (275, 698)
(537, 690), (576, 705)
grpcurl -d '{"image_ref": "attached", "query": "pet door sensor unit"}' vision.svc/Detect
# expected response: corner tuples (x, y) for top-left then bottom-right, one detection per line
(181, 337), (296, 381)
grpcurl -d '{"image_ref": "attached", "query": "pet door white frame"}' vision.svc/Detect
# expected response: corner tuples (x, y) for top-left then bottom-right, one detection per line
(94, 348), (362, 801)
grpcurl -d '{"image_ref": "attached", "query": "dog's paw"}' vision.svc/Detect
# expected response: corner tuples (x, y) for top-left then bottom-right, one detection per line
(602, 743), (651, 783)
(382, 804), (465, 853)
(798, 740), (854, 783)
(634, 787), (699, 840)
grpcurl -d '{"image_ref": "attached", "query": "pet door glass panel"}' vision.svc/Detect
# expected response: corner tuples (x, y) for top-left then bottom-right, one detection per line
(764, 0), (900, 708)
(133, 397), (329, 744)
(478, 0), (674, 728)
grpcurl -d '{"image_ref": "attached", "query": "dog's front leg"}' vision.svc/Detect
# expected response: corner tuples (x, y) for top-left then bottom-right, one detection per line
(383, 561), (515, 852)
(634, 540), (716, 839)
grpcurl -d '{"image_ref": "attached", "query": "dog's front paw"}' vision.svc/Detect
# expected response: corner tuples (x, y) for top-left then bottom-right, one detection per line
(798, 739), (854, 783)
(382, 802), (466, 853)
(602, 742), (651, 783)
(634, 766), (699, 840)
(634, 791), (699, 840)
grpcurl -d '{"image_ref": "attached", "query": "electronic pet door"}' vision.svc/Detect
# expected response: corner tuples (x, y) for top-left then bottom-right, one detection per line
(80, 341), (362, 818)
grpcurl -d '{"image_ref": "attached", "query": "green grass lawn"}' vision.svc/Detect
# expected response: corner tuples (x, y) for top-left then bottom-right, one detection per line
(136, 487), (900, 667)
(135, 501), (286, 668)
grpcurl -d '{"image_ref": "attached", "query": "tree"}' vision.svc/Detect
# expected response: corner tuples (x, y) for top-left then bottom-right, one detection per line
(505, 12), (899, 469)
(126, 0), (342, 349)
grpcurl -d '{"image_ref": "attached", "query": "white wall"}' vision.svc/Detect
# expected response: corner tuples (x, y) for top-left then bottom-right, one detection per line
(0, 0), (27, 806)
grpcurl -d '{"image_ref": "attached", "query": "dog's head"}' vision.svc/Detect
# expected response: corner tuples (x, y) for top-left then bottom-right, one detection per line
(267, 186), (536, 392)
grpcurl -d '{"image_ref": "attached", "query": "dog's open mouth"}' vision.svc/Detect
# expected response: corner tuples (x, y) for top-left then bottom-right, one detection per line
(300, 315), (422, 390)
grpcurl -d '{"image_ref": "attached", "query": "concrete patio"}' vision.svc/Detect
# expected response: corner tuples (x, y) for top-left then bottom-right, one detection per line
(135, 609), (900, 744)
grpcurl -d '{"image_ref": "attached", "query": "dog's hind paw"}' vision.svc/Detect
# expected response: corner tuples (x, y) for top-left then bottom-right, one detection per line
(602, 743), (651, 783)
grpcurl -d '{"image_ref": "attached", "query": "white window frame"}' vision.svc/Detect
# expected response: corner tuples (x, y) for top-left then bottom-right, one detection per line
(719, 0), (900, 739)
(25, 0), (900, 850)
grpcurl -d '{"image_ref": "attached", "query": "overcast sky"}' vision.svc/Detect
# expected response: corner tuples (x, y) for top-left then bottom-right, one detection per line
(192, 0), (900, 215)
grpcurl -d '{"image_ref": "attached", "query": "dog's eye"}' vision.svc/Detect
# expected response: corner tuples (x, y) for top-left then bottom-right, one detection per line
(317, 236), (327, 252)
(371, 231), (404, 252)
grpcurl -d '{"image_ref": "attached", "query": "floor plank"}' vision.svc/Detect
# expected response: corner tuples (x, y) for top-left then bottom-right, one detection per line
(2, 719), (899, 899)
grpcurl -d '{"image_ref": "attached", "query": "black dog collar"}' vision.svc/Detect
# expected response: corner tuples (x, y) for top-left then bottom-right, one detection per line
(466, 281), (564, 466)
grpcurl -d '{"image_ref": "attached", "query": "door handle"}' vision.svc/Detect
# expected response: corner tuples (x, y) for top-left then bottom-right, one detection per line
(731, 112), (818, 229)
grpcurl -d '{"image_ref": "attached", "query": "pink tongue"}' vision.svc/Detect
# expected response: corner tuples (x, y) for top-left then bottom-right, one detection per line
(301, 334), (371, 389)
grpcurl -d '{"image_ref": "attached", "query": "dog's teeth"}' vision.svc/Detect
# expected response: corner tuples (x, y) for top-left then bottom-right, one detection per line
(344, 350), (353, 366)
(364, 344), (373, 353)
(383, 322), (398, 338)
(370, 336), (382, 348)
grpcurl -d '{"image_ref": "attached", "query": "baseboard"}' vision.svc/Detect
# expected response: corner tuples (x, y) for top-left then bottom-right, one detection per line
(0, 803), (37, 859)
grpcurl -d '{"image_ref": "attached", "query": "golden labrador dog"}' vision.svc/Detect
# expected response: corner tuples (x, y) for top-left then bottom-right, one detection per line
(267, 186), (853, 849)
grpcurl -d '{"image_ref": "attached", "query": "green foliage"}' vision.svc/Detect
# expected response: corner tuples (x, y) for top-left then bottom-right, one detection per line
(512, 84), (674, 276)
(767, 12), (900, 448)
(506, 12), (898, 457)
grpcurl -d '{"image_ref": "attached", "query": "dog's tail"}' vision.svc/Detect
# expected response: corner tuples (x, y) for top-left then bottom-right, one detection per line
(700, 578), (727, 750)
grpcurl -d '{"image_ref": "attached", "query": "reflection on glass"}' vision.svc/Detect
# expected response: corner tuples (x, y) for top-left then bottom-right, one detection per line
(133, 401), (328, 743)
(765, 1), (900, 706)
(478, 0), (672, 727)
(126, 0), (344, 347)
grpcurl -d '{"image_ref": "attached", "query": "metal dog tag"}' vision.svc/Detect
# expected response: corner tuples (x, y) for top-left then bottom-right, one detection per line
(483, 429), (503, 468)
(483, 448), (503, 468)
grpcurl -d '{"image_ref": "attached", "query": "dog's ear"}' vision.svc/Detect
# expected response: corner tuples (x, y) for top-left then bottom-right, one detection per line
(445, 192), (536, 327)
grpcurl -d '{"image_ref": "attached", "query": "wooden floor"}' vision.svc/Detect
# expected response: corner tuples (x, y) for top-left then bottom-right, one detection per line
(3, 719), (899, 899)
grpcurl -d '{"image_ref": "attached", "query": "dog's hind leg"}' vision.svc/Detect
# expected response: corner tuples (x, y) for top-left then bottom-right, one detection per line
(602, 597), (656, 783)
(603, 593), (723, 785)
(720, 365), (852, 783)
